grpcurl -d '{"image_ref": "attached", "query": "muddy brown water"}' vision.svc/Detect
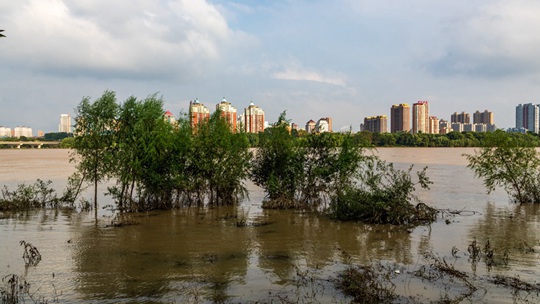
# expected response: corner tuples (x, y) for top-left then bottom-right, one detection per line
(1, 148), (540, 303)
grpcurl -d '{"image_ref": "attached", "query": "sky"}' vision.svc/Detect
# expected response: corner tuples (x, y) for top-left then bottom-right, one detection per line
(2, 0), (540, 133)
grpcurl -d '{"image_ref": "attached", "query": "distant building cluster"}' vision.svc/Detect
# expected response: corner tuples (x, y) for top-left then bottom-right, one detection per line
(188, 98), (266, 133)
(1, 114), (73, 139)
(0, 126), (34, 138)
(362, 101), (496, 134)
(449, 110), (496, 133)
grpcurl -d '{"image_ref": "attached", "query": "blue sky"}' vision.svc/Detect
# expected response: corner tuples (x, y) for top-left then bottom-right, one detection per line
(2, 0), (540, 133)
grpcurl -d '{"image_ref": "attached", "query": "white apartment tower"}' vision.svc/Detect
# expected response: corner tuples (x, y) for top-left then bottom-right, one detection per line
(59, 114), (72, 133)
(412, 101), (429, 134)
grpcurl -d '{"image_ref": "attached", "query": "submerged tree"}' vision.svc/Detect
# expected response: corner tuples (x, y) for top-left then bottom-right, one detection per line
(251, 111), (435, 225)
(109, 94), (177, 211)
(251, 111), (304, 207)
(465, 130), (540, 204)
(330, 160), (435, 225)
(188, 109), (251, 206)
(72, 90), (119, 211)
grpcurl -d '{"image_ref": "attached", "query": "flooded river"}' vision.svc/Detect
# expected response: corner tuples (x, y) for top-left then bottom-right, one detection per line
(1, 148), (540, 303)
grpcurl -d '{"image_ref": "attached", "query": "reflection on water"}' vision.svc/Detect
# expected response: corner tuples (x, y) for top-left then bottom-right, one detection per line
(1, 148), (540, 302)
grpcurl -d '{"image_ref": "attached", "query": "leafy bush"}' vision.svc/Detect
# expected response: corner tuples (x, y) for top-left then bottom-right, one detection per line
(330, 160), (436, 225)
(0, 179), (69, 211)
(251, 112), (304, 206)
(465, 130), (540, 204)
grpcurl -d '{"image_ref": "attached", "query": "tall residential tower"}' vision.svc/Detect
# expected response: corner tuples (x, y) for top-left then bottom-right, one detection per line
(412, 101), (429, 134)
(516, 103), (539, 133)
(244, 101), (265, 133)
(390, 104), (410, 133)
(58, 114), (72, 133)
(216, 97), (237, 131)
(189, 99), (210, 128)
(363, 115), (388, 133)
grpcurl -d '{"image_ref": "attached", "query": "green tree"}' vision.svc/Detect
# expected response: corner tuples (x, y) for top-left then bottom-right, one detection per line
(72, 90), (119, 211)
(251, 111), (304, 207)
(465, 130), (540, 204)
(189, 110), (251, 206)
(44, 132), (71, 141)
(109, 94), (177, 211)
(59, 137), (74, 148)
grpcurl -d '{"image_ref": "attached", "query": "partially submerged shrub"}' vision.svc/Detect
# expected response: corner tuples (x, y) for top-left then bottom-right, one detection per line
(1, 274), (29, 304)
(330, 160), (436, 225)
(336, 263), (397, 303)
(465, 130), (540, 204)
(0, 179), (71, 211)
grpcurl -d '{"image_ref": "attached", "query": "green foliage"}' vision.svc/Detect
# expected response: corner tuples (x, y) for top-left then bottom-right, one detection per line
(251, 112), (435, 225)
(465, 130), (540, 204)
(345, 130), (540, 148)
(43, 132), (72, 141)
(0, 179), (70, 211)
(330, 160), (436, 225)
(185, 109), (251, 206)
(72, 90), (119, 209)
(108, 94), (178, 211)
(251, 111), (304, 206)
(70, 91), (251, 212)
(59, 137), (74, 148)
(300, 132), (365, 205)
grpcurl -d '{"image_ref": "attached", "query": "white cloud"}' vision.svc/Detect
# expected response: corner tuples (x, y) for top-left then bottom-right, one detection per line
(273, 63), (347, 87)
(426, 0), (540, 77)
(0, 0), (248, 78)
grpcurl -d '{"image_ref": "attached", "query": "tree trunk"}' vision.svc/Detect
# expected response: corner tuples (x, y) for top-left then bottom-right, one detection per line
(94, 177), (98, 223)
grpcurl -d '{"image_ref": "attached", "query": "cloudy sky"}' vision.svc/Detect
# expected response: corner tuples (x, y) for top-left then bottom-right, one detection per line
(2, 0), (540, 133)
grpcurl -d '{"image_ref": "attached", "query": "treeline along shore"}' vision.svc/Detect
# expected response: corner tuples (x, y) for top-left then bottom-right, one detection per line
(4, 125), (540, 150)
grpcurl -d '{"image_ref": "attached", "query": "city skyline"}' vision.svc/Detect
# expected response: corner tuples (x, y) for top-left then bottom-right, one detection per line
(0, 99), (503, 136)
(2, 1), (540, 133)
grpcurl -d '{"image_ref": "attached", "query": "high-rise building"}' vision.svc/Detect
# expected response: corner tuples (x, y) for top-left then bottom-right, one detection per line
(216, 97), (237, 131)
(305, 120), (316, 133)
(13, 126), (32, 138)
(189, 99), (210, 128)
(58, 114), (72, 133)
(412, 101), (429, 134)
(362, 115), (388, 133)
(0, 126), (11, 137)
(390, 103), (411, 133)
(429, 116), (439, 134)
(516, 103), (539, 133)
(451, 112), (470, 124)
(473, 110), (494, 125)
(244, 101), (265, 133)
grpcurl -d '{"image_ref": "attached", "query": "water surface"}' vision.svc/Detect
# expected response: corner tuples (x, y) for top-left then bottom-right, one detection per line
(1, 148), (540, 303)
